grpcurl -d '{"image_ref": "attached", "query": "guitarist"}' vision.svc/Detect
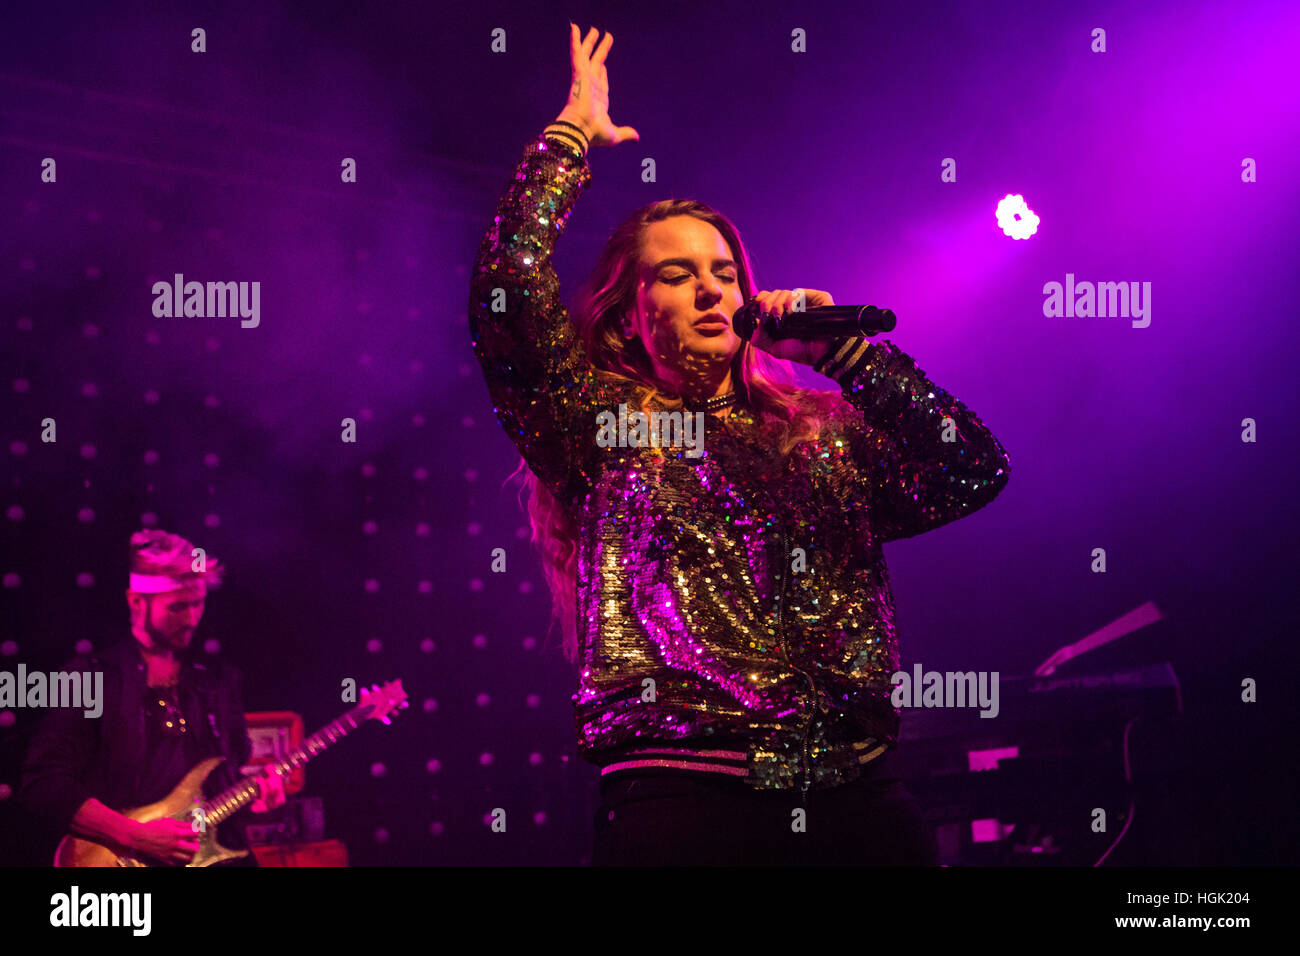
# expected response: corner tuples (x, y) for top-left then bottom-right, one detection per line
(18, 528), (286, 866)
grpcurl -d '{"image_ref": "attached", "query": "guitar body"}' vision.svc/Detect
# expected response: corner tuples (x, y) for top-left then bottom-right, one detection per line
(54, 757), (249, 868)
(51, 678), (407, 868)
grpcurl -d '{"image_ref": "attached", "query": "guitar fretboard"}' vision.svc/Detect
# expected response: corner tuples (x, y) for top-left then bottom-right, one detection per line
(201, 701), (375, 826)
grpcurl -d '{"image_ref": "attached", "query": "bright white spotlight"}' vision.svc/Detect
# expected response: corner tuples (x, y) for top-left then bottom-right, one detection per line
(996, 194), (1040, 239)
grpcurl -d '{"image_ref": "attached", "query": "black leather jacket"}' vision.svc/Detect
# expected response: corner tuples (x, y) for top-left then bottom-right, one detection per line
(19, 639), (253, 845)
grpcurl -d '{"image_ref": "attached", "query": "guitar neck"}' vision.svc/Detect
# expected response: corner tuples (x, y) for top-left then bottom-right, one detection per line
(202, 701), (374, 826)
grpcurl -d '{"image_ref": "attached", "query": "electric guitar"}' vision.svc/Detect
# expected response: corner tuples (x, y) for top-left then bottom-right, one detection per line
(53, 680), (407, 867)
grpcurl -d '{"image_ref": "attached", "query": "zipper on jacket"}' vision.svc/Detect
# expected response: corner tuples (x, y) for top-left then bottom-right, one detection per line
(774, 524), (818, 801)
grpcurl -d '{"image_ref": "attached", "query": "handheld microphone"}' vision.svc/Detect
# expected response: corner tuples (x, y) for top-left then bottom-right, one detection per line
(731, 301), (897, 341)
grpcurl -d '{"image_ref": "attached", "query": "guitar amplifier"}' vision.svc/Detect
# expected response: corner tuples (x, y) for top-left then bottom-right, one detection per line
(244, 710), (307, 794)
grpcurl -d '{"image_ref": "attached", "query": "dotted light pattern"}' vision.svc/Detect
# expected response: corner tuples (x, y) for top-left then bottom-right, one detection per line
(1, 180), (574, 866)
(0, 70), (1047, 863)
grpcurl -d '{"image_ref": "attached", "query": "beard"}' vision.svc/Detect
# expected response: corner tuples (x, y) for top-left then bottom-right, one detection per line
(145, 616), (192, 651)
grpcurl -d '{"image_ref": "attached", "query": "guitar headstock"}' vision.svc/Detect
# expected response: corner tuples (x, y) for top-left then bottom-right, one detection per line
(360, 680), (408, 725)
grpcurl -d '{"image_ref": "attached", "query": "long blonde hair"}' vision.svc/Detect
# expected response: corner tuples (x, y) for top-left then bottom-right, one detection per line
(508, 200), (844, 664)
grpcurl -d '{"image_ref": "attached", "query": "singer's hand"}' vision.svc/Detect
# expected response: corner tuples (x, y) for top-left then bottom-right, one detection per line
(556, 24), (639, 149)
(747, 289), (836, 366)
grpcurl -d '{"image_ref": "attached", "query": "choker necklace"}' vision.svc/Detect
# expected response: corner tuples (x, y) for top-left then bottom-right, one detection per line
(687, 391), (737, 413)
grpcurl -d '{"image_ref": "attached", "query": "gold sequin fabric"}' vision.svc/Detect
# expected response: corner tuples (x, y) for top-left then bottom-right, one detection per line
(469, 134), (1011, 791)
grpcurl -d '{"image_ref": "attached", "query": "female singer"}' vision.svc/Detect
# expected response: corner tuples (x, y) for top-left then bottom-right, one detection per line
(469, 22), (1011, 865)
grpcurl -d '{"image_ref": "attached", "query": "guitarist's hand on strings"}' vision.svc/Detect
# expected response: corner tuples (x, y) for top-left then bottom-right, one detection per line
(250, 766), (287, 813)
(130, 818), (200, 866)
(121, 767), (284, 866)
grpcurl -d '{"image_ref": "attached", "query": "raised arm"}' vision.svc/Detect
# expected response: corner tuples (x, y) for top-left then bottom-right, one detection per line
(815, 334), (1012, 542)
(467, 24), (639, 503)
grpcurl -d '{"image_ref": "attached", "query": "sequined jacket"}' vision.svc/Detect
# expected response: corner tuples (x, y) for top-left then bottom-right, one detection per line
(469, 133), (1011, 791)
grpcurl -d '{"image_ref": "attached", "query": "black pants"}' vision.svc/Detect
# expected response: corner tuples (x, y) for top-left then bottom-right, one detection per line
(592, 751), (938, 866)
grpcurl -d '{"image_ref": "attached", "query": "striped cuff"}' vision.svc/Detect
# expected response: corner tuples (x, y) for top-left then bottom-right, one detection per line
(599, 745), (749, 779)
(813, 335), (872, 386)
(541, 128), (587, 161)
(597, 738), (888, 782)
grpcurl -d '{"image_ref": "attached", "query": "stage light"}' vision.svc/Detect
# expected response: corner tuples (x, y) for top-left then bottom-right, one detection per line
(996, 194), (1040, 239)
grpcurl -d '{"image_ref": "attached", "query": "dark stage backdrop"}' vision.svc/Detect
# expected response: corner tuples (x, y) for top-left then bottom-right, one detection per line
(1, 0), (1297, 867)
